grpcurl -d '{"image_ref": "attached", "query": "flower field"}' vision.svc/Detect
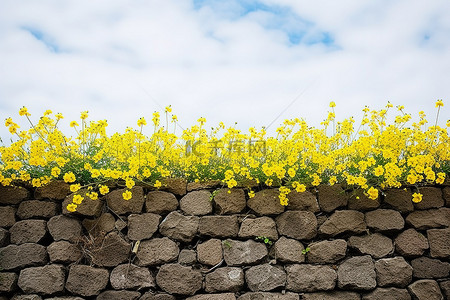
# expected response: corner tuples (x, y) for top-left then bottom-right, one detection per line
(1, 102), (449, 212)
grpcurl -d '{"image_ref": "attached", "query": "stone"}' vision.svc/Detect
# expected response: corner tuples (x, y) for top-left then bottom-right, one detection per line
(395, 229), (429, 257)
(47, 240), (82, 264)
(337, 255), (376, 290)
(384, 188), (414, 212)
(180, 190), (213, 215)
(82, 213), (115, 236)
(0, 185), (29, 204)
(97, 290), (141, 300)
(247, 189), (285, 216)
(136, 237), (179, 266)
(365, 209), (405, 232)
(105, 186), (145, 215)
(406, 207), (450, 229)
(127, 213), (161, 240)
(214, 188), (247, 214)
(307, 239), (347, 264)
(10, 295), (42, 300)
(317, 184), (348, 212)
(223, 239), (268, 266)
(197, 238), (223, 266)
(273, 237), (305, 264)
(159, 211), (199, 242)
(319, 210), (366, 237)
(239, 217), (278, 241)
(110, 263), (155, 290)
(348, 189), (380, 211)
(0, 243), (47, 270)
(91, 232), (131, 267)
(62, 190), (104, 217)
(287, 190), (320, 212)
(276, 211), (317, 240)
(146, 191), (178, 215)
(302, 292), (360, 300)
(440, 280), (450, 300)
(9, 220), (47, 245)
(17, 265), (65, 295)
(35, 181), (70, 200)
(375, 257), (413, 287)
(427, 228), (450, 258)
(161, 177), (187, 196)
(205, 267), (245, 292)
(414, 187), (444, 209)
(245, 264), (286, 292)
(156, 263), (202, 295)
(140, 293), (176, 300)
(285, 264), (337, 292)
(66, 265), (109, 297)
(407, 279), (443, 300)
(362, 288), (411, 300)
(178, 249), (197, 265)
(187, 180), (221, 191)
(116, 218), (127, 231)
(0, 272), (18, 293)
(348, 233), (393, 258)
(47, 215), (82, 242)
(45, 297), (85, 300)
(16, 200), (59, 219)
(187, 294), (236, 300)
(0, 206), (16, 227)
(0, 228), (8, 246)
(238, 293), (299, 300)
(411, 256), (450, 278)
(199, 215), (239, 238)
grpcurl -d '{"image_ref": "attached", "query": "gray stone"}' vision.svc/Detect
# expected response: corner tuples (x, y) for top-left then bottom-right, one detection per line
(9, 220), (47, 245)
(287, 190), (320, 212)
(247, 189), (285, 216)
(348, 233), (393, 258)
(136, 237), (179, 266)
(127, 213), (161, 240)
(110, 263), (154, 290)
(0, 185), (29, 204)
(205, 267), (244, 292)
(65, 265), (109, 297)
(146, 191), (178, 215)
(238, 292), (299, 300)
(0, 206), (16, 227)
(10, 295), (42, 300)
(16, 200), (58, 219)
(187, 180), (221, 191)
(439, 280), (450, 300)
(159, 211), (199, 242)
(35, 180), (70, 200)
(301, 291), (360, 300)
(0, 243), (47, 270)
(178, 249), (197, 265)
(239, 217), (278, 241)
(285, 264), (337, 292)
(197, 239), (223, 266)
(187, 294), (236, 300)
(156, 263), (202, 295)
(140, 293), (176, 300)
(348, 189), (380, 211)
(47, 215), (82, 242)
(375, 257), (413, 287)
(406, 207), (450, 229)
(317, 184), (348, 212)
(180, 190), (213, 215)
(97, 290), (141, 300)
(307, 239), (347, 264)
(105, 186), (145, 214)
(414, 187), (444, 210)
(362, 288), (411, 300)
(245, 264), (286, 292)
(0, 228), (8, 246)
(276, 211), (317, 240)
(82, 213), (115, 236)
(407, 279), (443, 300)
(161, 177), (187, 196)
(273, 237), (305, 264)
(214, 188), (246, 214)
(0, 272), (18, 293)
(411, 256), (450, 278)
(91, 232), (131, 267)
(337, 255), (376, 290)
(47, 240), (82, 264)
(395, 228), (429, 257)
(427, 227), (450, 258)
(365, 209), (405, 232)
(62, 190), (104, 217)
(199, 215), (239, 238)
(319, 210), (366, 237)
(44, 297), (85, 300)
(17, 265), (65, 295)
(384, 188), (414, 213)
(223, 239), (268, 266)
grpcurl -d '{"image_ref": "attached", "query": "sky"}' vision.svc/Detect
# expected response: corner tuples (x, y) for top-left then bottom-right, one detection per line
(0, 0), (449, 141)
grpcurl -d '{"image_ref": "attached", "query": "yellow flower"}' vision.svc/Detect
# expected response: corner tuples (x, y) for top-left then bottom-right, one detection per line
(374, 165), (384, 176)
(72, 194), (84, 204)
(137, 117), (147, 127)
(122, 190), (132, 200)
(154, 180), (162, 188)
(435, 99), (444, 107)
(63, 172), (76, 183)
(329, 101), (336, 108)
(66, 203), (77, 212)
(436, 172), (445, 185)
(80, 111), (89, 120)
(248, 190), (255, 198)
(412, 192), (422, 203)
(367, 187), (378, 200)
(126, 178), (135, 189)
(51, 167), (61, 177)
(70, 121), (79, 127)
(19, 107), (31, 116)
(165, 106), (172, 113)
(70, 184), (81, 192)
(99, 185), (109, 195)
(287, 168), (296, 178)
(55, 113), (64, 120)
(87, 192), (98, 200)
(91, 169), (100, 178)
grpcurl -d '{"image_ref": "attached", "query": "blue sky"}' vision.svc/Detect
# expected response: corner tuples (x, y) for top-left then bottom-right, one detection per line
(0, 0), (449, 140)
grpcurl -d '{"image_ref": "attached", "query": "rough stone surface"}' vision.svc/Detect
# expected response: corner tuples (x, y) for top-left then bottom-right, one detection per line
(0, 206), (16, 227)
(384, 188), (414, 213)
(247, 189), (285, 216)
(97, 290), (141, 300)
(414, 187), (444, 210)
(239, 217), (278, 241)
(187, 294), (236, 300)
(47, 240), (82, 264)
(245, 264), (286, 292)
(427, 227), (450, 258)
(199, 215), (239, 238)
(223, 239), (268, 266)
(187, 180), (221, 191)
(62, 190), (104, 217)
(319, 210), (366, 237)
(214, 188), (246, 214)
(348, 233), (393, 258)
(197, 238), (223, 266)
(159, 211), (199, 242)
(110, 263), (155, 290)
(406, 207), (450, 229)
(44, 297), (85, 300)
(105, 186), (145, 215)
(47, 215), (82, 242)
(337, 255), (377, 290)
(140, 293), (176, 300)
(285, 264), (337, 292)
(0, 228), (8, 246)
(307, 239), (347, 264)
(136, 237), (179, 266)
(10, 295), (42, 300)
(317, 184), (348, 212)
(365, 209), (405, 232)
(0, 185), (29, 204)
(276, 211), (317, 240)
(156, 264), (202, 295)
(439, 280), (450, 300)
(302, 291), (360, 300)
(205, 267), (245, 292)
(375, 257), (413, 287)
(17, 200), (59, 219)
(362, 288), (411, 300)
(444, 186), (450, 206)
(273, 237), (305, 263)
(287, 190), (320, 213)
(82, 213), (116, 235)
(178, 249), (197, 265)
(180, 190), (213, 216)
(348, 190), (380, 211)
(394, 228), (429, 257)
(65, 265), (109, 297)
(91, 232), (131, 267)
(407, 279), (443, 300)
(238, 293), (299, 300)
(0, 272), (18, 293)
(35, 181), (70, 200)
(0, 243), (48, 270)
(127, 213), (161, 240)
(411, 256), (450, 279)
(146, 191), (178, 215)
(161, 177), (187, 196)
(17, 265), (65, 295)
(9, 220), (46, 245)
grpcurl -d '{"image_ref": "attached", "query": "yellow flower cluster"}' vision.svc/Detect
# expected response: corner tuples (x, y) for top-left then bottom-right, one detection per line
(1, 102), (448, 212)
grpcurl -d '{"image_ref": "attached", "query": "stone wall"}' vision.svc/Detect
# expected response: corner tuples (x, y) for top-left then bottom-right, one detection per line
(0, 180), (449, 300)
